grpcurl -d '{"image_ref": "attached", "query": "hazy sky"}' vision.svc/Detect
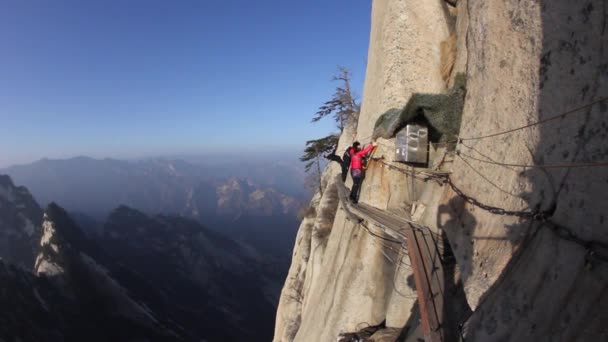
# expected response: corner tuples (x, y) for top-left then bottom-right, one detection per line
(0, 0), (371, 167)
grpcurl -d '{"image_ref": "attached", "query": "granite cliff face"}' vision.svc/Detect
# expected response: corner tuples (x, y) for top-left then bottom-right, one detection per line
(274, 1), (607, 341)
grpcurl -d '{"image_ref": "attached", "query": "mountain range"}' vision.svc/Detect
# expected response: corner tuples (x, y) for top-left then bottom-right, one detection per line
(1, 156), (304, 257)
(0, 174), (280, 341)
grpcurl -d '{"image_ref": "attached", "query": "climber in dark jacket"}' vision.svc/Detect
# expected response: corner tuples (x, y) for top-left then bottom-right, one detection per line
(325, 145), (354, 182)
(349, 141), (376, 204)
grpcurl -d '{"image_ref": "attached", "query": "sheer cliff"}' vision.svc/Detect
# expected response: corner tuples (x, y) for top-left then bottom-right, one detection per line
(274, 1), (607, 341)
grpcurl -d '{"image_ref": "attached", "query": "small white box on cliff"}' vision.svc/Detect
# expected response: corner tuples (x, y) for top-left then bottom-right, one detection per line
(395, 124), (428, 164)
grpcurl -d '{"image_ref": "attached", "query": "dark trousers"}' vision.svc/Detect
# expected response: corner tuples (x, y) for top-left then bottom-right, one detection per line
(326, 154), (349, 182)
(349, 168), (365, 203)
(340, 162), (349, 182)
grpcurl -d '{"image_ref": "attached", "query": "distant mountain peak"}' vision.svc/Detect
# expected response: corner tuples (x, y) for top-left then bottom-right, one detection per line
(0, 174), (14, 188)
(34, 214), (65, 277)
(0, 174), (43, 269)
(106, 205), (153, 231)
(34, 203), (97, 279)
(110, 204), (145, 217)
(1, 156), (307, 220)
(44, 203), (89, 246)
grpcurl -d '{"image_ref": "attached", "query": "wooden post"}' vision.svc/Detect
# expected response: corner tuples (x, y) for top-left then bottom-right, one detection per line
(404, 225), (442, 341)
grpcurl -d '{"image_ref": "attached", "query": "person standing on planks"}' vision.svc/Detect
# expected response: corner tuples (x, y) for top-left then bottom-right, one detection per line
(325, 143), (357, 182)
(349, 141), (377, 204)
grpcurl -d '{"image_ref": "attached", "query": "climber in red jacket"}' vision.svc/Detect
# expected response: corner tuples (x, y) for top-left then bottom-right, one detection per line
(325, 142), (360, 182)
(349, 140), (377, 204)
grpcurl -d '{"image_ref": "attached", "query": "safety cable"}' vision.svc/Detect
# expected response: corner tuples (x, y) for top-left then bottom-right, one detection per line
(363, 154), (608, 264)
(358, 219), (424, 300)
(341, 131), (608, 266)
(457, 150), (608, 169)
(446, 175), (608, 263)
(458, 97), (606, 141)
(334, 98), (608, 336)
(379, 164), (434, 181)
(363, 97), (607, 148)
(349, 98), (605, 150)
(455, 154), (521, 197)
(458, 141), (519, 168)
(375, 159), (450, 182)
(359, 220), (403, 244)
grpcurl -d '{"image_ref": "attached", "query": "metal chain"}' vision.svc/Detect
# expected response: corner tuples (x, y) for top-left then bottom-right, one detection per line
(544, 220), (608, 264)
(379, 162), (607, 265)
(446, 177), (608, 263)
(376, 157), (546, 218)
(368, 152), (608, 264)
(445, 177), (544, 219)
(377, 157), (544, 218)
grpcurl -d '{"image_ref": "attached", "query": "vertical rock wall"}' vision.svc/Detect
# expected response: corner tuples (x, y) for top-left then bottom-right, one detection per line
(450, 1), (608, 340)
(274, 1), (453, 341)
(274, 0), (608, 341)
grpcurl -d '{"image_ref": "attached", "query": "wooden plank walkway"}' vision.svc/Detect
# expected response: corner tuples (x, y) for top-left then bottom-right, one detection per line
(404, 226), (445, 342)
(335, 175), (449, 342)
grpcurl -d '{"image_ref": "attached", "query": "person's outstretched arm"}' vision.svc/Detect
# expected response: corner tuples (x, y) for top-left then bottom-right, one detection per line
(356, 142), (377, 157)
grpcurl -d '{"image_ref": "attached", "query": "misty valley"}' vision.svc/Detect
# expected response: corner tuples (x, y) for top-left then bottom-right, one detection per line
(0, 156), (305, 341)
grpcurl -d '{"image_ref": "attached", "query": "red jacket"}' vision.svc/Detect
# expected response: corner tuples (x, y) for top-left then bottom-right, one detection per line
(349, 144), (375, 170)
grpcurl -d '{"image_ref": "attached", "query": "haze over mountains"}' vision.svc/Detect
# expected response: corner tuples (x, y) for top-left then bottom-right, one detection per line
(0, 153), (308, 340)
(1, 155), (307, 215)
(2, 155), (306, 258)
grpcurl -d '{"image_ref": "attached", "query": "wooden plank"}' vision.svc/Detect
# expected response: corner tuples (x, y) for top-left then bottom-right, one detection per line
(420, 230), (445, 298)
(349, 205), (407, 243)
(413, 228), (443, 337)
(405, 225), (442, 342)
(417, 229), (447, 341)
(333, 183), (449, 341)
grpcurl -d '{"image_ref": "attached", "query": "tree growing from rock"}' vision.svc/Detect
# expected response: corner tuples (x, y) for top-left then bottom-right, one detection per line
(311, 66), (360, 132)
(301, 67), (359, 195)
(300, 135), (339, 195)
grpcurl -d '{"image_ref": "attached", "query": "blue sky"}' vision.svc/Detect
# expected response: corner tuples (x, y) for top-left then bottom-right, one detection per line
(0, 0), (371, 167)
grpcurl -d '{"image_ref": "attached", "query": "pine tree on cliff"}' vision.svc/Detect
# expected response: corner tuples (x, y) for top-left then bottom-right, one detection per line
(311, 66), (360, 132)
(302, 67), (359, 194)
(300, 135), (339, 195)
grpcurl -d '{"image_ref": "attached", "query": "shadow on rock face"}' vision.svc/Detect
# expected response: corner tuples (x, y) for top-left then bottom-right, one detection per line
(437, 195), (478, 284)
(461, 1), (608, 340)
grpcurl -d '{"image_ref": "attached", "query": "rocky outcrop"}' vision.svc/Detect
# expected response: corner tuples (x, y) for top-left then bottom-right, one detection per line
(275, 0), (608, 341)
(100, 205), (279, 341)
(214, 177), (300, 218)
(0, 259), (179, 342)
(0, 201), (179, 341)
(34, 203), (170, 335)
(0, 175), (43, 269)
(0, 175), (282, 341)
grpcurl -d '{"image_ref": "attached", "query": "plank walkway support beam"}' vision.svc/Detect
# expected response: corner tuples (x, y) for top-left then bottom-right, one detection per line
(335, 174), (449, 341)
(404, 226), (444, 342)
